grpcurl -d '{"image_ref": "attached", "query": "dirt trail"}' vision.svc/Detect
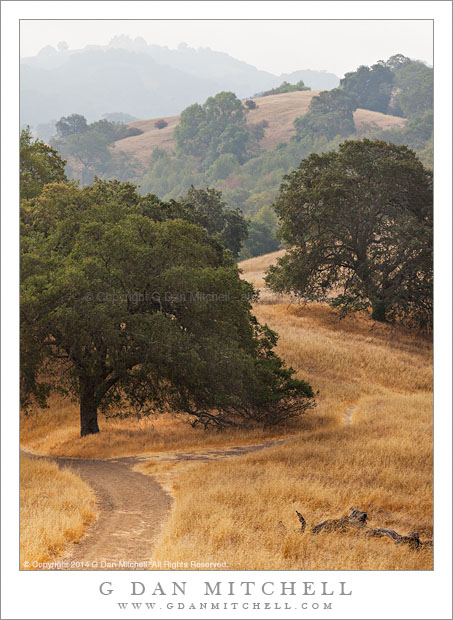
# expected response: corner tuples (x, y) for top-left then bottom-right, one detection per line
(23, 410), (358, 569)
(55, 456), (172, 570)
(21, 437), (293, 570)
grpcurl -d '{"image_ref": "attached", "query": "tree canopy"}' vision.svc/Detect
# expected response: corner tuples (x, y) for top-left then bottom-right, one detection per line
(340, 54), (433, 120)
(340, 63), (395, 114)
(173, 91), (264, 166)
(20, 128), (67, 199)
(52, 117), (142, 186)
(266, 139), (433, 328)
(293, 88), (358, 141)
(180, 186), (248, 258)
(56, 113), (89, 138)
(21, 178), (314, 436)
(257, 80), (310, 97)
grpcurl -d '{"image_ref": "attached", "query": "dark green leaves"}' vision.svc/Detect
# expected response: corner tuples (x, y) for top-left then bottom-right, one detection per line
(266, 139), (433, 328)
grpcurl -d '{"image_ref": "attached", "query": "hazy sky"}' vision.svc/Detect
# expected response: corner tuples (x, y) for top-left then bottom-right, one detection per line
(20, 19), (433, 77)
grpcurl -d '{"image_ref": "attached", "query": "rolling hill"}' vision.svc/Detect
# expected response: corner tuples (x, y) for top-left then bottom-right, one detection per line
(113, 90), (407, 164)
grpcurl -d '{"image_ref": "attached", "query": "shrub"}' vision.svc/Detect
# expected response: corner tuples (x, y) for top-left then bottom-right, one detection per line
(244, 99), (257, 110)
(125, 126), (144, 137)
(154, 119), (168, 130)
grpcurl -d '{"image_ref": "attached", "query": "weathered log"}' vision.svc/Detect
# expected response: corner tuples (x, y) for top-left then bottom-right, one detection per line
(365, 527), (402, 543)
(296, 508), (432, 551)
(311, 508), (368, 534)
(365, 528), (423, 549)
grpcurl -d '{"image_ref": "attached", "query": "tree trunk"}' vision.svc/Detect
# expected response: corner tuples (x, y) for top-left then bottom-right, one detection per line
(371, 299), (387, 322)
(80, 378), (100, 437)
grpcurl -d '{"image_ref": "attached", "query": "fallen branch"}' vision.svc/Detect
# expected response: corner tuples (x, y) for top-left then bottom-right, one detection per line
(295, 507), (432, 550)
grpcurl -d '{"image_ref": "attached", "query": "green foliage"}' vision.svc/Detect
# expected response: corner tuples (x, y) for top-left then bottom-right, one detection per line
(208, 153), (239, 180)
(341, 63), (394, 113)
(20, 127), (67, 199)
(173, 91), (264, 166)
(351, 56), (433, 167)
(140, 132), (346, 219)
(258, 80), (310, 97)
(266, 140), (432, 329)
(293, 89), (358, 141)
(375, 111), (433, 163)
(154, 119), (168, 129)
(244, 99), (257, 109)
(52, 118), (142, 186)
(339, 54), (432, 121)
(56, 113), (89, 138)
(393, 61), (433, 118)
(181, 186), (248, 258)
(241, 221), (280, 260)
(21, 178), (313, 435)
(49, 56), (433, 234)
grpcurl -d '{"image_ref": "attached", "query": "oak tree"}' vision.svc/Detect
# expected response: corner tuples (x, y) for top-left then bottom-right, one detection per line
(21, 179), (314, 436)
(266, 140), (433, 328)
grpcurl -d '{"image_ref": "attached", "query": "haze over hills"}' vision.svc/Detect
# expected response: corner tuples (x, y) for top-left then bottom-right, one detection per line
(20, 35), (339, 128)
(114, 90), (407, 164)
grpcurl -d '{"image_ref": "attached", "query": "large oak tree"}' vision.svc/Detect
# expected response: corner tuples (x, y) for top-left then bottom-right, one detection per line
(21, 179), (313, 436)
(266, 139), (433, 328)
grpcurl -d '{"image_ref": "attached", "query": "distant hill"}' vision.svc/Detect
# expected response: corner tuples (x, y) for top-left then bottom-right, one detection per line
(20, 37), (339, 128)
(113, 90), (407, 164)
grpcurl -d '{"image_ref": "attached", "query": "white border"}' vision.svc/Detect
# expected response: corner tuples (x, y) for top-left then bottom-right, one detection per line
(2, 2), (451, 619)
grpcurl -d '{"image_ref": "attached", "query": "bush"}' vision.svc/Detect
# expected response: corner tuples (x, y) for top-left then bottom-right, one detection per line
(244, 99), (257, 110)
(114, 126), (144, 141)
(154, 119), (168, 130)
(258, 80), (311, 97)
(125, 126), (144, 137)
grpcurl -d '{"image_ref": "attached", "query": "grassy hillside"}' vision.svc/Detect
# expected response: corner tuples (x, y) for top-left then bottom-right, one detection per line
(21, 250), (433, 570)
(151, 251), (432, 570)
(114, 90), (406, 164)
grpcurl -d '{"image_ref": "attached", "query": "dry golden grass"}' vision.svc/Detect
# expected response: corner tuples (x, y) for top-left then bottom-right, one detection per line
(114, 91), (406, 163)
(20, 398), (300, 459)
(149, 253), (432, 570)
(20, 455), (96, 568)
(20, 250), (432, 570)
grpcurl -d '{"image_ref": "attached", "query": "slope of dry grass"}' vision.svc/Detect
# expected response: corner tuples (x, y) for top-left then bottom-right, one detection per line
(20, 455), (96, 568)
(114, 91), (406, 163)
(20, 398), (302, 459)
(20, 250), (432, 570)
(149, 253), (432, 570)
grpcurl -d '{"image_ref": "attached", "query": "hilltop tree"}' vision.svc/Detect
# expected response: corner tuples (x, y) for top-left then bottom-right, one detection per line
(266, 140), (432, 328)
(393, 60), (433, 118)
(174, 91), (264, 166)
(293, 89), (358, 141)
(340, 63), (394, 113)
(259, 80), (310, 97)
(20, 127), (67, 199)
(53, 119), (142, 185)
(21, 179), (314, 436)
(56, 113), (89, 138)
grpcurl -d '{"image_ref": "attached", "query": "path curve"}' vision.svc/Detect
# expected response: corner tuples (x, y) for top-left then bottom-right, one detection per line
(56, 456), (172, 570)
(21, 437), (294, 570)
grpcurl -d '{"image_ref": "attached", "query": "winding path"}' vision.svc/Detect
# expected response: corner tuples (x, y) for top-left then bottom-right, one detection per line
(24, 410), (360, 569)
(56, 455), (172, 570)
(22, 437), (294, 570)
